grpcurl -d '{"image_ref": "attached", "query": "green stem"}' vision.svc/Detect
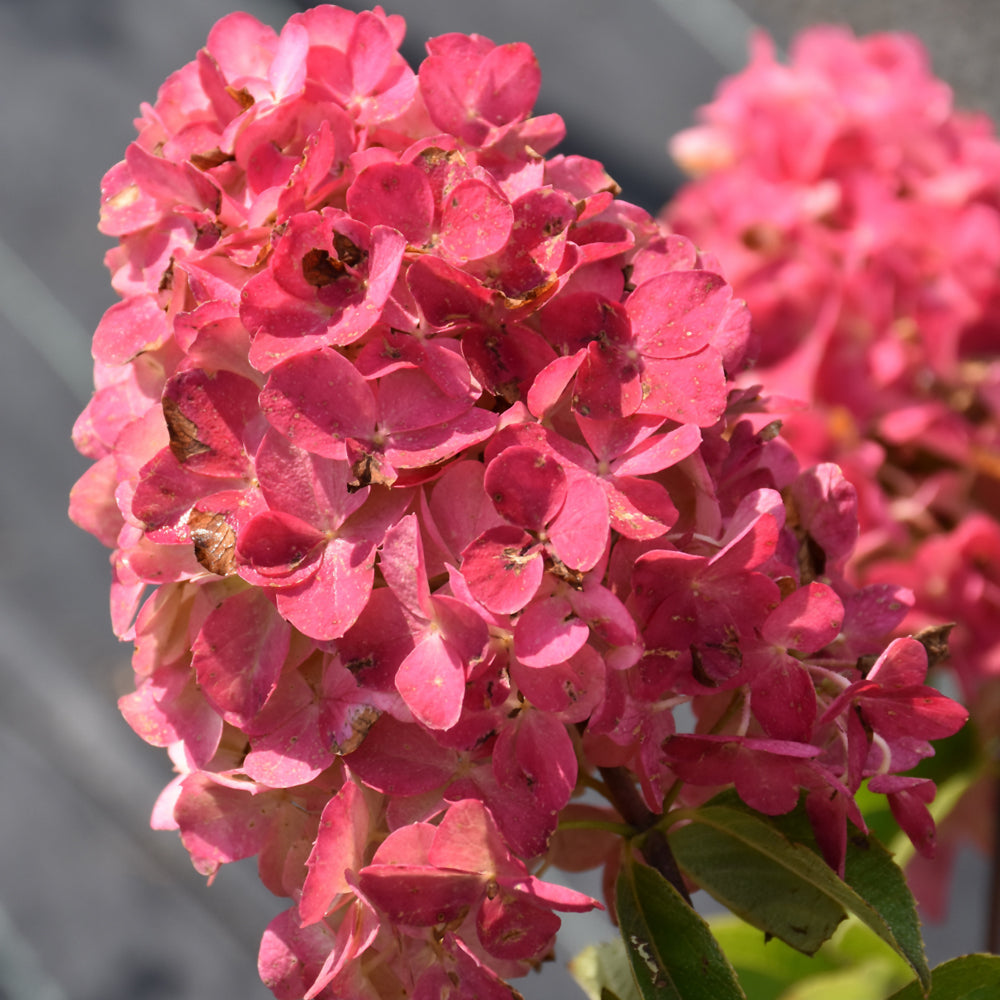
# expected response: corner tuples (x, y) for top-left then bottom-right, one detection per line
(557, 817), (635, 838)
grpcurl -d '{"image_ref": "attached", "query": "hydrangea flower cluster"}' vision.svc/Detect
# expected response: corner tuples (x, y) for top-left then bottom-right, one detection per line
(69, 9), (967, 997)
(667, 27), (1000, 698)
(665, 27), (1000, 916)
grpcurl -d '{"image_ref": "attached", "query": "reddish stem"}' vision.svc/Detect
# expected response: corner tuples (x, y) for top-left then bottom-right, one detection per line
(598, 765), (692, 905)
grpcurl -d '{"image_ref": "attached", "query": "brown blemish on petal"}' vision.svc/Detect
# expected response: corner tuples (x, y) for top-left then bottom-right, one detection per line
(333, 231), (366, 268)
(163, 396), (211, 463)
(225, 85), (255, 111)
(302, 247), (345, 286)
(190, 148), (235, 171)
(331, 705), (381, 755)
(189, 508), (237, 576)
(912, 622), (955, 670)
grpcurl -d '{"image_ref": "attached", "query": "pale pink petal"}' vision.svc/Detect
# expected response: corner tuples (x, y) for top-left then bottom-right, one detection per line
(191, 587), (291, 724)
(300, 781), (371, 924)
(395, 631), (467, 730)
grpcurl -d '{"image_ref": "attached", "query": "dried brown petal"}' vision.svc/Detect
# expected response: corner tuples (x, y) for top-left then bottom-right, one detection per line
(189, 508), (237, 576)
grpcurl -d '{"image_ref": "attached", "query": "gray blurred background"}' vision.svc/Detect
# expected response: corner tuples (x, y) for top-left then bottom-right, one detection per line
(1, 0), (992, 997)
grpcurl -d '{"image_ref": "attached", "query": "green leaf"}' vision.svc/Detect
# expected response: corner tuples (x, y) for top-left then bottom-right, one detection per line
(615, 852), (747, 1000)
(670, 808), (846, 955)
(569, 939), (641, 1000)
(778, 964), (903, 1000)
(668, 801), (930, 991)
(886, 955), (1000, 1000)
(709, 914), (913, 1000)
(828, 921), (916, 982)
(766, 802), (929, 991)
(708, 915), (842, 1000)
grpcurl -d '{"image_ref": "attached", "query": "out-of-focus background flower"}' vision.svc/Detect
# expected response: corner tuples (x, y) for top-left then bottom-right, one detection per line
(2, 1), (993, 997)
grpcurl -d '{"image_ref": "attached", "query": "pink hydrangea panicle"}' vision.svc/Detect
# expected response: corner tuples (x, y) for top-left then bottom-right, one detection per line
(664, 23), (996, 909)
(70, 7), (970, 994)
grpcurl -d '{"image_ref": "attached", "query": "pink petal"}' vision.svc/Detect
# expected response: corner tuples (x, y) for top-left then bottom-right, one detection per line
(175, 773), (282, 870)
(750, 653), (817, 742)
(92, 294), (170, 365)
(300, 781), (370, 924)
(346, 716), (456, 796)
(269, 19), (309, 101)
(520, 874), (601, 912)
(244, 708), (332, 788)
(431, 594), (490, 664)
(427, 460), (506, 562)
(274, 536), (376, 640)
(512, 645), (607, 723)
(346, 161), (435, 245)
(357, 865), (484, 925)
(789, 464), (859, 568)
(627, 270), (732, 358)
(371, 823), (436, 867)
(526, 351), (585, 417)
(254, 430), (367, 530)
(376, 366), (480, 434)
(438, 178), (514, 261)
(428, 798), (516, 875)
(407, 254), (493, 328)
(302, 895), (379, 1000)
(317, 658), (386, 754)
(477, 892), (559, 961)
(260, 347), (376, 459)
(239, 669), (337, 787)
(662, 736), (819, 816)
(69, 455), (123, 547)
(605, 475), (678, 540)
(711, 488), (785, 575)
(125, 142), (220, 214)
(191, 587), (291, 724)
(206, 10), (278, 82)
(131, 447), (223, 539)
(473, 41), (541, 127)
(161, 368), (259, 477)
(611, 423), (703, 476)
(118, 667), (223, 767)
(494, 711), (577, 823)
(570, 582), (639, 651)
(99, 159), (159, 236)
(514, 595), (589, 667)
(866, 636), (929, 687)
(546, 470), (609, 570)
(484, 446), (567, 530)
(236, 509), (326, 585)
(762, 582), (845, 655)
(574, 342), (643, 419)
(379, 514), (432, 620)
(636, 348), (726, 426)
(395, 631), (467, 731)
(461, 526), (544, 614)
(348, 10), (404, 95)
(384, 406), (499, 470)
(420, 34), (539, 146)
